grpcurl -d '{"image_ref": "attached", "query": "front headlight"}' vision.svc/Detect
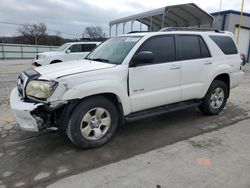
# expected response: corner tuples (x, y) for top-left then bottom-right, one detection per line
(25, 80), (58, 100)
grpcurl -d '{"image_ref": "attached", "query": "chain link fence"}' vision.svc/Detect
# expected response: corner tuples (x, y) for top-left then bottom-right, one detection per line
(0, 43), (58, 60)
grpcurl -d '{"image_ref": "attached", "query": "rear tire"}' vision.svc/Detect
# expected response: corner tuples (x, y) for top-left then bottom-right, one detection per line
(199, 80), (228, 115)
(66, 96), (119, 149)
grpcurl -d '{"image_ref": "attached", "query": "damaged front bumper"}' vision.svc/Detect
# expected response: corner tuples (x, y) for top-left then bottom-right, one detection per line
(10, 88), (54, 132)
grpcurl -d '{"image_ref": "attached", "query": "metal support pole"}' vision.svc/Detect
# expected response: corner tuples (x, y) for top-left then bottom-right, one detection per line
(2, 43), (5, 60)
(123, 22), (126, 34)
(115, 24), (118, 36)
(21, 45), (23, 59)
(131, 21), (134, 32)
(34, 35), (38, 45)
(237, 0), (244, 44)
(109, 25), (112, 38)
(162, 12), (165, 28)
(150, 16), (153, 31)
(140, 21), (142, 31)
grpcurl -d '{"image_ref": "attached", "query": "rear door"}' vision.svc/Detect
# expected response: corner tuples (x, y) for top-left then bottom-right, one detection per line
(129, 35), (181, 112)
(176, 35), (212, 100)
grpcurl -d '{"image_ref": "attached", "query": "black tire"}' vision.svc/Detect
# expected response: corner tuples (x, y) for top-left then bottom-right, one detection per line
(66, 96), (119, 149)
(199, 80), (228, 115)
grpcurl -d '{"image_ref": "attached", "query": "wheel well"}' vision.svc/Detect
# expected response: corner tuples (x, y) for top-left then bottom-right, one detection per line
(214, 73), (230, 97)
(57, 93), (125, 130)
(50, 60), (62, 64)
(98, 93), (124, 121)
(86, 93), (125, 126)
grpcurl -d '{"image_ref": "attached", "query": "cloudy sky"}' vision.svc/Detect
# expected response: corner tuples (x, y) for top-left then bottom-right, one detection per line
(0, 0), (249, 38)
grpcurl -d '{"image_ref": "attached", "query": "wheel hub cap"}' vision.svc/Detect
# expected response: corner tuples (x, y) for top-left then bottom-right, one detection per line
(90, 116), (101, 128)
(210, 87), (224, 109)
(80, 107), (111, 140)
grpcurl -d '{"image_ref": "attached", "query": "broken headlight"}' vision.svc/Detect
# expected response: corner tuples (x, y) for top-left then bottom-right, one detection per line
(25, 80), (58, 100)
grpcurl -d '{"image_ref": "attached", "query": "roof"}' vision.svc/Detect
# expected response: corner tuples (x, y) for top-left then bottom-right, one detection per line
(211, 10), (250, 17)
(109, 3), (214, 30)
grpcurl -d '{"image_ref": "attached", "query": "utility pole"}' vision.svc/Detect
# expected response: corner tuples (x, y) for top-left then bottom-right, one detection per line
(237, 0), (244, 44)
(218, 0), (223, 28)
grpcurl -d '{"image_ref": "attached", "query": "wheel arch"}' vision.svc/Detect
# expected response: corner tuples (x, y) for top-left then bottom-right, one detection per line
(50, 59), (62, 64)
(202, 63), (232, 99)
(213, 73), (230, 96)
(57, 92), (126, 131)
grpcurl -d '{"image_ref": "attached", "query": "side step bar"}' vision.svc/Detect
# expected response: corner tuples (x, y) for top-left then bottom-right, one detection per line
(125, 100), (201, 123)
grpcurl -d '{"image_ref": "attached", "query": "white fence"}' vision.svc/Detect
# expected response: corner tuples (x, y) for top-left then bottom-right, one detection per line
(0, 43), (59, 59)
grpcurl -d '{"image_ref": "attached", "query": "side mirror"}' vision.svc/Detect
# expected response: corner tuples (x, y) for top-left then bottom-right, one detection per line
(131, 51), (154, 67)
(66, 49), (71, 54)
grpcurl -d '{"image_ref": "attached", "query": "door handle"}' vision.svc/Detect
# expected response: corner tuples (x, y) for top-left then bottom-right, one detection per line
(170, 65), (180, 70)
(204, 61), (212, 65)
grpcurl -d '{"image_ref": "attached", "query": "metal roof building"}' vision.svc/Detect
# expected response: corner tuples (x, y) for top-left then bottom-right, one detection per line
(109, 3), (214, 37)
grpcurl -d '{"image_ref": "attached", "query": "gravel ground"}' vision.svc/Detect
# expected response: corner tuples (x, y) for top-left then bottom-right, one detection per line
(0, 60), (249, 188)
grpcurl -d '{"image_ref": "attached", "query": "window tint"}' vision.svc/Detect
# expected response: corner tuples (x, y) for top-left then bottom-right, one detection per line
(82, 44), (97, 52)
(209, 35), (238, 55)
(199, 37), (211, 58)
(137, 36), (175, 64)
(69, 44), (81, 53)
(178, 35), (201, 60)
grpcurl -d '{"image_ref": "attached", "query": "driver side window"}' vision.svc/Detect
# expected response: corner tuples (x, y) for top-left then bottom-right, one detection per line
(137, 35), (176, 64)
(69, 44), (81, 53)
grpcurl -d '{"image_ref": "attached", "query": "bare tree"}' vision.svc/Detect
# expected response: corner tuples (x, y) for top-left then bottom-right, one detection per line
(17, 23), (47, 45)
(84, 26), (105, 39)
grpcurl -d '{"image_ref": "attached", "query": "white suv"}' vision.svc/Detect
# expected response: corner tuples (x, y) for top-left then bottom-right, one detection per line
(10, 28), (244, 149)
(32, 42), (101, 66)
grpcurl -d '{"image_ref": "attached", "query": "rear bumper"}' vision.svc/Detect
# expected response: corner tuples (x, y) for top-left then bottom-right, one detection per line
(10, 88), (44, 132)
(231, 70), (244, 89)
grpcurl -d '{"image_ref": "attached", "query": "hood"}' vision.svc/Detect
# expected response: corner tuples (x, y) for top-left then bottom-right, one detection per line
(34, 59), (116, 80)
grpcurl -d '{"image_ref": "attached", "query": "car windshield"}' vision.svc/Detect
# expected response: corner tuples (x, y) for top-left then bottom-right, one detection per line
(86, 36), (142, 64)
(57, 43), (71, 52)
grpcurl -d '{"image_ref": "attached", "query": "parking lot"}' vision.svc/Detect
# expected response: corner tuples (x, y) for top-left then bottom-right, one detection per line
(0, 60), (250, 188)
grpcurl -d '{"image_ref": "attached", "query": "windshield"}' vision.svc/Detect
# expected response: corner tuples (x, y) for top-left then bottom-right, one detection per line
(86, 36), (142, 64)
(57, 43), (71, 52)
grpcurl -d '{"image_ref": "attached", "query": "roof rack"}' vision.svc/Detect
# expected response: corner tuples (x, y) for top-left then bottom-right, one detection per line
(127, 31), (152, 34)
(159, 27), (224, 33)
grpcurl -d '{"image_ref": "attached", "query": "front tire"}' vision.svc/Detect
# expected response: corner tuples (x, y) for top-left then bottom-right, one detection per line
(199, 80), (228, 115)
(66, 96), (118, 149)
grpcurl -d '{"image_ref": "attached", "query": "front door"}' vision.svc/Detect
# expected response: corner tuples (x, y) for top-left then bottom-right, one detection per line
(65, 44), (83, 61)
(129, 35), (181, 112)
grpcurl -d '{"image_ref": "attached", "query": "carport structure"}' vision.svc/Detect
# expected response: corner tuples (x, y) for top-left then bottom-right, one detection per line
(109, 3), (214, 37)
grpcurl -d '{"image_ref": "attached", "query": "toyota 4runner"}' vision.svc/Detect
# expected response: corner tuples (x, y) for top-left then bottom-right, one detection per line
(10, 28), (244, 149)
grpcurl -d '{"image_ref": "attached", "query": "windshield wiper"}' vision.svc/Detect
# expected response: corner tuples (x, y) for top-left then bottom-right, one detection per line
(90, 58), (110, 63)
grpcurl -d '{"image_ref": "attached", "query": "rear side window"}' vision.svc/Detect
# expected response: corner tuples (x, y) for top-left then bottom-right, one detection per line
(199, 37), (211, 58)
(209, 35), (238, 55)
(138, 35), (176, 64)
(177, 35), (211, 61)
(82, 44), (97, 52)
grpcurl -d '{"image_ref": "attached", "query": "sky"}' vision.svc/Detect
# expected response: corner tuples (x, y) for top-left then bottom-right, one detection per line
(0, 0), (249, 38)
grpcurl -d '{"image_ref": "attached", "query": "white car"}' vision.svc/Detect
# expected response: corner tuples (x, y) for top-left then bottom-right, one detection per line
(10, 28), (244, 149)
(32, 42), (101, 66)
